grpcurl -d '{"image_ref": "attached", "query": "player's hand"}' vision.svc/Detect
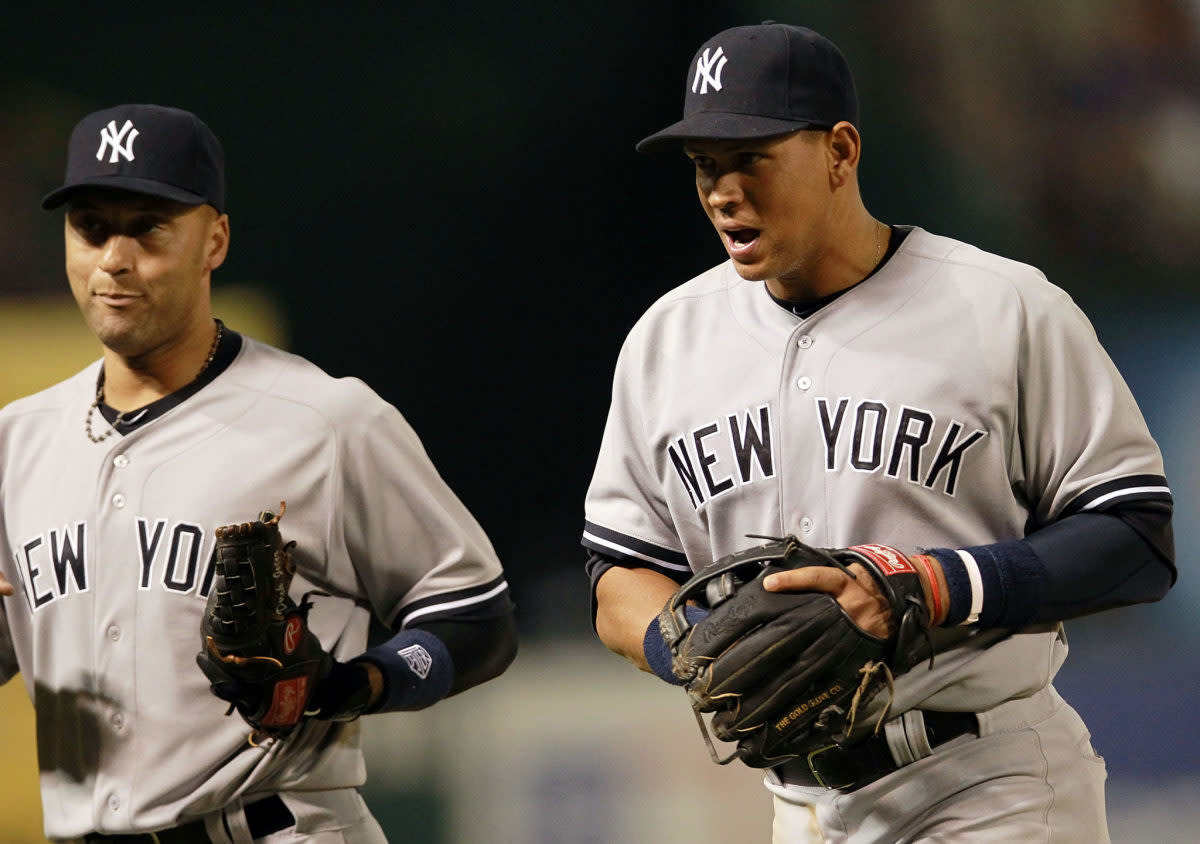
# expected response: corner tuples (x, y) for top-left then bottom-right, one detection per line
(764, 550), (948, 632)
(763, 561), (892, 637)
(305, 659), (378, 722)
(0, 573), (14, 597)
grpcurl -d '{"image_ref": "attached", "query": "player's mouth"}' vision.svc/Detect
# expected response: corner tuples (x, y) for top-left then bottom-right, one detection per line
(94, 290), (141, 307)
(724, 227), (761, 259)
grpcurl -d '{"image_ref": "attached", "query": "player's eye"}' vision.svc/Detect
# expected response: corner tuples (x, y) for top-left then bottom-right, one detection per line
(71, 216), (109, 244)
(128, 217), (166, 238)
(737, 152), (763, 168)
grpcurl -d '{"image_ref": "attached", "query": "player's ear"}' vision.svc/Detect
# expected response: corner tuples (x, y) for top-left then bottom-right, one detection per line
(827, 122), (862, 188)
(204, 212), (231, 274)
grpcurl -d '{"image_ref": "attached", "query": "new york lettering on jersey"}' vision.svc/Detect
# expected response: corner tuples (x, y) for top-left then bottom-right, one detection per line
(13, 516), (232, 611)
(664, 396), (986, 512)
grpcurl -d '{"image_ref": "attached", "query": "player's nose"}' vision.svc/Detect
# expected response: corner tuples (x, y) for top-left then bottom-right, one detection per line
(96, 235), (135, 276)
(703, 171), (744, 212)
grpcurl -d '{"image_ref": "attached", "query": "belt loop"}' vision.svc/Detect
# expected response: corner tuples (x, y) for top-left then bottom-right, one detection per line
(205, 812), (235, 844)
(883, 710), (933, 767)
(903, 710), (934, 759)
(214, 797), (252, 844)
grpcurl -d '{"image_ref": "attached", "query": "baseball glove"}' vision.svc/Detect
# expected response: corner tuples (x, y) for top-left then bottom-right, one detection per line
(196, 504), (332, 740)
(657, 536), (932, 768)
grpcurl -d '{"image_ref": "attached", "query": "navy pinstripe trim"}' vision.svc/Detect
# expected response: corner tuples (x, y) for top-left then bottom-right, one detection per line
(581, 521), (690, 572)
(394, 574), (512, 628)
(1062, 474), (1173, 517)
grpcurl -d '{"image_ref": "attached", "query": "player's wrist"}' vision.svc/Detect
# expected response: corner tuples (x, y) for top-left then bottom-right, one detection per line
(643, 606), (707, 685)
(355, 628), (455, 713)
(927, 540), (1045, 629)
(926, 548), (979, 626)
(909, 553), (949, 626)
(309, 659), (375, 722)
(361, 661), (385, 707)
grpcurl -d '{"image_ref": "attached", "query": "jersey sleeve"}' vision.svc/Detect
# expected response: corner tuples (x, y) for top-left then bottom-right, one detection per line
(583, 329), (691, 582)
(337, 394), (512, 630)
(1016, 284), (1171, 524)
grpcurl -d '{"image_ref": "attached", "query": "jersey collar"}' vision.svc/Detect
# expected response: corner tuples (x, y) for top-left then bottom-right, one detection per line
(768, 225), (911, 319)
(94, 320), (244, 435)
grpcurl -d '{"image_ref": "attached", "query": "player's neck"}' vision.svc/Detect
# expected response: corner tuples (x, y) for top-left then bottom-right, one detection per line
(101, 319), (222, 411)
(768, 215), (887, 302)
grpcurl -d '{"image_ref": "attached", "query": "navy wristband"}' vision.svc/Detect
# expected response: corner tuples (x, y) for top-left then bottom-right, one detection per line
(927, 540), (1046, 629)
(927, 548), (972, 626)
(356, 628), (455, 712)
(643, 606), (708, 685)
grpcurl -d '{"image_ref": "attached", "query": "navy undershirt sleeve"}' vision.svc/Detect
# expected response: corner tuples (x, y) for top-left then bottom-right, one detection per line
(585, 551), (617, 631)
(354, 608), (518, 713)
(929, 503), (1174, 629)
(415, 613), (518, 695)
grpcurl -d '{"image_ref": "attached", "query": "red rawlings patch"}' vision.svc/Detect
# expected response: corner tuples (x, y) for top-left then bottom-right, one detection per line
(851, 544), (917, 576)
(262, 676), (309, 727)
(283, 615), (303, 655)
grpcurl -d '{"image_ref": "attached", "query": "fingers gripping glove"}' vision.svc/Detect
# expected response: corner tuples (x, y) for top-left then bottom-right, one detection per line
(196, 504), (339, 740)
(657, 536), (932, 769)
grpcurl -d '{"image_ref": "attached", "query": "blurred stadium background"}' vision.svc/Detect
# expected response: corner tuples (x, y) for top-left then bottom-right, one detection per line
(1, 1), (1197, 841)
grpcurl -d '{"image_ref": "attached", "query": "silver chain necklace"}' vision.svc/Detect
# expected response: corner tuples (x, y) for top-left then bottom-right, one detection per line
(85, 321), (223, 444)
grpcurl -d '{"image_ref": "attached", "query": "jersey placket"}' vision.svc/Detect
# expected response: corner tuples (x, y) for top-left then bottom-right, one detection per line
(777, 319), (832, 548)
(91, 439), (140, 830)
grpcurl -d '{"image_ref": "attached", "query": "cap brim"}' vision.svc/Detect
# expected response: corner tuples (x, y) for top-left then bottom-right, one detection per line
(41, 175), (210, 210)
(635, 113), (829, 153)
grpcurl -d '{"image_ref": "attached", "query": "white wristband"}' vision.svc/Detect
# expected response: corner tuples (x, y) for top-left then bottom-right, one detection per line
(956, 549), (984, 625)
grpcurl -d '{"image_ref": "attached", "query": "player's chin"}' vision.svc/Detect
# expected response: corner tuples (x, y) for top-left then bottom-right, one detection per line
(727, 257), (771, 282)
(89, 314), (149, 355)
(723, 242), (772, 281)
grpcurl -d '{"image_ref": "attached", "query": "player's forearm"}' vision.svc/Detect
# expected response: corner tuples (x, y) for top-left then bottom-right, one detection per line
(595, 566), (681, 672)
(925, 506), (1174, 629)
(414, 612), (518, 696)
(352, 612), (518, 713)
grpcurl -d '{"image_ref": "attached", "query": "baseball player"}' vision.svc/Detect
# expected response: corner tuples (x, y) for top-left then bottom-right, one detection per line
(583, 23), (1175, 843)
(0, 104), (518, 842)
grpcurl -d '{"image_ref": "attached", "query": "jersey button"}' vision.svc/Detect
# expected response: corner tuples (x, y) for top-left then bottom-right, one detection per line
(799, 517), (814, 533)
(797, 335), (813, 349)
(112, 493), (126, 509)
(107, 625), (121, 641)
(111, 712), (126, 731)
(113, 454), (129, 468)
(796, 376), (812, 391)
(107, 793), (120, 811)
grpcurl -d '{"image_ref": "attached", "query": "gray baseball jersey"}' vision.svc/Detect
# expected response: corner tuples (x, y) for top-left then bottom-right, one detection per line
(0, 330), (510, 839)
(584, 227), (1168, 727)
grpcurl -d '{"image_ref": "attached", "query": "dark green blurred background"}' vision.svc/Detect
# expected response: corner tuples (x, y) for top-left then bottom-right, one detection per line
(3, 2), (1198, 841)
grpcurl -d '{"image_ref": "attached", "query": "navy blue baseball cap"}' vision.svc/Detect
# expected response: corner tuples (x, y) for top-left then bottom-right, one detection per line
(42, 104), (226, 212)
(636, 22), (858, 152)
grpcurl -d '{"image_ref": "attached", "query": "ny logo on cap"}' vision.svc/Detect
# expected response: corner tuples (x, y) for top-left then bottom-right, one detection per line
(692, 46), (727, 94)
(96, 119), (139, 164)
